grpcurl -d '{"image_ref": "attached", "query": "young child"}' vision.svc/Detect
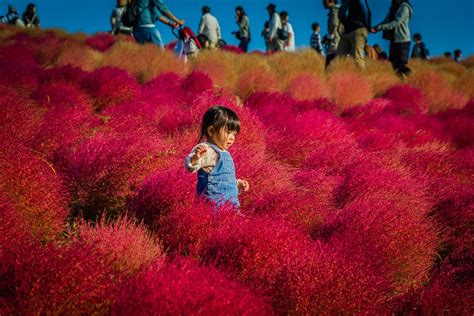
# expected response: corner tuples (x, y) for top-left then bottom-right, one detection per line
(174, 27), (201, 62)
(411, 33), (429, 60)
(310, 22), (323, 55)
(184, 106), (249, 208)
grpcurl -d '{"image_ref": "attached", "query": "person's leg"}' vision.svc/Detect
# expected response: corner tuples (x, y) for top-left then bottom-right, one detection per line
(239, 38), (249, 52)
(336, 32), (351, 58)
(394, 42), (412, 76)
(150, 27), (164, 49)
(325, 53), (337, 68)
(353, 28), (368, 69)
(273, 38), (284, 51)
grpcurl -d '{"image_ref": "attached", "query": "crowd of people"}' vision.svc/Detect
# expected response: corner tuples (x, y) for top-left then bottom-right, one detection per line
(0, 1), (467, 76)
(0, 3), (40, 28)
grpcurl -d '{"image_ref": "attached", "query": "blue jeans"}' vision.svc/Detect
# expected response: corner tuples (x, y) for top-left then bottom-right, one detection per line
(133, 26), (164, 48)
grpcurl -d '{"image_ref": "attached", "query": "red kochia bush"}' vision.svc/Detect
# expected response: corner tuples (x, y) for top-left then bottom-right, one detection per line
(382, 84), (430, 114)
(40, 64), (89, 84)
(331, 159), (439, 292)
(112, 258), (273, 315)
(0, 146), (69, 242)
(81, 66), (141, 112)
(269, 109), (359, 169)
(0, 197), (35, 310)
(31, 81), (97, 157)
(153, 192), (390, 314)
(58, 130), (168, 219)
(85, 32), (116, 52)
(0, 86), (42, 146)
(437, 102), (474, 148)
(74, 216), (163, 275)
(12, 242), (118, 314)
(0, 60), (39, 94)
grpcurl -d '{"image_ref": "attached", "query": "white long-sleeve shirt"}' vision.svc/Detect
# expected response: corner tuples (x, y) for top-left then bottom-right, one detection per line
(269, 12), (281, 39)
(198, 13), (221, 44)
(184, 143), (219, 173)
(285, 23), (295, 52)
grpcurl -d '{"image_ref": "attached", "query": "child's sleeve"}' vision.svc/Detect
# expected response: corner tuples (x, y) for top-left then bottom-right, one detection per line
(184, 143), (218, 173)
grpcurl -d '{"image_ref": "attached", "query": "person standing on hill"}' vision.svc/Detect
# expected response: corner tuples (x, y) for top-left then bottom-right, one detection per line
(266, 3), (284, 52)
(337, 0), (372, 69)
(454, 49), (462, 62)
(280, 11), (295, 52)
(133, 0), (184, 48)
(22, 3), (40, 28)
(198, 5), (221, 49)
(0, 5), (20, 25)
(322, 0), (340, 67)
(234, 6), (250, 52)
(411, 33), (429, 59)
(310, 22), (324, 56)
(261, 21), (271, 52)
(110, 0), (131, 35)
(372, 0), (413, 77)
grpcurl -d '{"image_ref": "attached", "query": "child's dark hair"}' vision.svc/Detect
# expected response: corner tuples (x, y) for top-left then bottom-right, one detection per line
(199, 106), (241, 143)
(413, 33), (422, 41)
(280, 11), (288, 20)
(312, 22), (320, 31)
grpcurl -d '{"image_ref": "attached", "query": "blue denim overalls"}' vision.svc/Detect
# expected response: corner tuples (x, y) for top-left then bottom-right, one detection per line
(197, 143), (240, 208)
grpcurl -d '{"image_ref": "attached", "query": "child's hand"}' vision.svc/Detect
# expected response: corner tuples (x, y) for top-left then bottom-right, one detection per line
(191, 144), (208, 165)
(237, 179), (250, 193)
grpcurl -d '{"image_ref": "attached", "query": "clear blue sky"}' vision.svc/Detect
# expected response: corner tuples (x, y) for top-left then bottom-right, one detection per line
(3, 0), (474, 56)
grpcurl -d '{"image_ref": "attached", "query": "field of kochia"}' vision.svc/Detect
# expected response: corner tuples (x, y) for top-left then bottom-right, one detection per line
(1, 26), (473, 314)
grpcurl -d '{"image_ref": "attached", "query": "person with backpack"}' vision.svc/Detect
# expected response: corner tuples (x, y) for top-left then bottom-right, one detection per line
(266, 3), (284, 52)
(322, 0), (341, 67)
(233, 6), (250, 53)
(280, 11), (295, 52)
(411, 33), (429, 59)
(111, 0), (132, 35)
(337, 0), (372, 68)
(22, 3), (40, 28)
(372, 0), (413, 77)
(1, 5), (20, 26)
(130, 0), (184, 48)
(198, 6), (221, 49)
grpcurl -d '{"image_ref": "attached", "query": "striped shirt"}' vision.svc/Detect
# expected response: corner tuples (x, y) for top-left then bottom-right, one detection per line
(310, 31), (323, 53)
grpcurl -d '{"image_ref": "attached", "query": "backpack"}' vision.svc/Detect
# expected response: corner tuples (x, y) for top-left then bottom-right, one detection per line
(277, 27), (288, 41)
(121, 0), (151, 28)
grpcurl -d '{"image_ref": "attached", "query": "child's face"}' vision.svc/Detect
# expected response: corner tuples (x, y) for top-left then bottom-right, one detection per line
(208, 127), (238, 150)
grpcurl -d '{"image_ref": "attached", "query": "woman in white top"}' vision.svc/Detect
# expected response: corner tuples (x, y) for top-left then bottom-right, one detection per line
(280, 11), (295, 52)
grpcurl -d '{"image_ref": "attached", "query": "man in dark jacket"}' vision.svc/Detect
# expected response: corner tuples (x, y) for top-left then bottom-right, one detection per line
(336, 0), (371, 68)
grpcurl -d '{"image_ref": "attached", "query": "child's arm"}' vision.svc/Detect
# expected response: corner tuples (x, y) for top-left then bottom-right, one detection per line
(184, 143), (218, 173)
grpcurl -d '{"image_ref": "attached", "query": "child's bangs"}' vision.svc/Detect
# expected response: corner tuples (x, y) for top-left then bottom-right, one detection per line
(225, 115), (241, 133)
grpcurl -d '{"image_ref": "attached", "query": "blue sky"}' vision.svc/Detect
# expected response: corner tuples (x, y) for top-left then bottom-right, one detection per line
(3, 0), (474, 56)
